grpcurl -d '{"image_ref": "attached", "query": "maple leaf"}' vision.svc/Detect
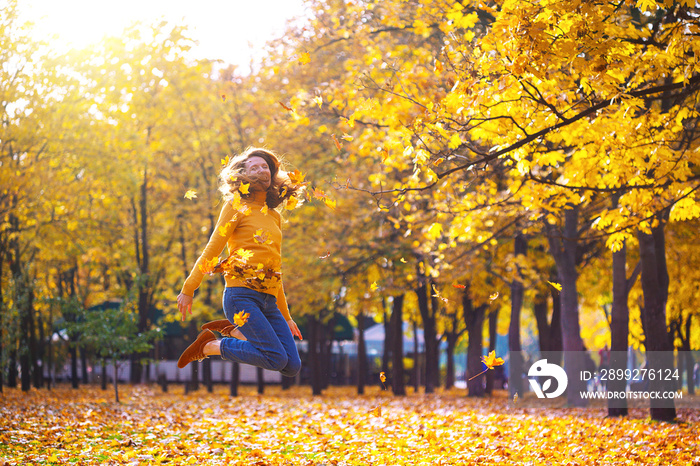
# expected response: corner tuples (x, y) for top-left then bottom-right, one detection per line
(253, 229), (272, 245)
(313, 96), (323, 108)
(198, 257), (220, 275)
(221, 155), (230, 166)
(285, 196), (299, 210)
(379, 371), (387, 390)
(184, 189), (197, 200)
(233, 311), (249, 328)
(235, 248), (254, 261)
(218, 223), (231, 237)
(481, 350), (504, 369)
(469, 351), (504, 381)
(547, 281), (562, 292)
(239, 183), (250, 195)
(489, 292), (499, 301)
(370, 282), (378, 291)
(288, 169), (306, 185)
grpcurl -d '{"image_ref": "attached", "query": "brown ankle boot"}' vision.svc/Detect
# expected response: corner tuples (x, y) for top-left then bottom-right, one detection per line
(202, 319), (247, 340)
(177, 330), (216, 368)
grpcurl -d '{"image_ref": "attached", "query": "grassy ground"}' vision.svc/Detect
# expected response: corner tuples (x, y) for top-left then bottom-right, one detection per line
(1, 384), (698, 465)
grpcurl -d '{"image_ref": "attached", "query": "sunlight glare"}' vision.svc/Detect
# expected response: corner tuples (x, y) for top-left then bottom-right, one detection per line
(18, 0), (307, 65)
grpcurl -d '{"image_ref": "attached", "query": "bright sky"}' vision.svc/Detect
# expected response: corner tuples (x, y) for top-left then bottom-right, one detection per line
(17, 0), (309, 66)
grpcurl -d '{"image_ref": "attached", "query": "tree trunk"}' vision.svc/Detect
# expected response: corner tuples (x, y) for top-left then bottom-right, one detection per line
(309, 316), (323, 396)
(381, 299), (391, 376)
(508, 233), (526, 398)
(415, 282), (438, 393)
(464, 290), (486, 397)
(230, 361), (240, 397)
(547, 206), (587, 407)
(445, 331), (457, 390)
(683, 316), (695, 395)
(638, 220), (676, 422)
(132, 167), (152, 384)
(357, 309), (368, 395)
(70, 343), (79, 389)
(101, 360), (107, 390)
(113, 360), (120, 403)
(203, 358), (213, 393)
(390, 295), (406, 396)
(608, 239), (630, 416)
(485, 307), (498, 394)
(257, 366), (265, 394)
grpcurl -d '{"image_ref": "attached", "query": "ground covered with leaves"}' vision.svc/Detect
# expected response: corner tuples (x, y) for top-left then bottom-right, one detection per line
(1, 385), (699, 465)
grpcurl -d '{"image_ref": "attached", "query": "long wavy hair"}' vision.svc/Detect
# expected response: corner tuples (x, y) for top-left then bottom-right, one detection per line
(219, 147), (302, 209)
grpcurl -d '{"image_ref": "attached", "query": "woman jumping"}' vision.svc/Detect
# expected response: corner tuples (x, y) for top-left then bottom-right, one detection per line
(176, 147), (303, 377)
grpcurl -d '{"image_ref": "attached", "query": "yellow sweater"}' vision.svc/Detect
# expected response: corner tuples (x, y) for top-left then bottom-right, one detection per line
(181, 191), (291, 321)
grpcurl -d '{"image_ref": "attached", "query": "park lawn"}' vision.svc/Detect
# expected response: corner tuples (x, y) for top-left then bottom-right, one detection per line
(0, 384), (698, 465)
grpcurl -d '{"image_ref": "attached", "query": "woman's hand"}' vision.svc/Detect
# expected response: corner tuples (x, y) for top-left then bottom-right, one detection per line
(177, 293), (193, 321)
(287, 319), (303, 340)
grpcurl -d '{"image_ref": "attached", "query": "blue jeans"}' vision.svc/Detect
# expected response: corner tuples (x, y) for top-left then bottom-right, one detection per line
(219, 287), (301, 377)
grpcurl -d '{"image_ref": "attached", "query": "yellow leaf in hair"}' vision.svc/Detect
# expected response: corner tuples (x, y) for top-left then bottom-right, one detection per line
(285, 196), (299, 210)
(239, 183), (250, 195)
(288, 169), (306, 185)
(221, 155), (230, 166)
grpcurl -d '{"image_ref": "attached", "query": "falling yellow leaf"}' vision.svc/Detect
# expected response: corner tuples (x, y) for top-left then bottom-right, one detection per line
(400, 258), (406, 263)
(370, 282), (378, 291)
(285, 196), (299, 210)
(547, 281), (562, 292)
(323, 197), (336, 210)
(233, 311), (249, 327)
(239, 183), (250, 195)
(313, 96), (323, 108)
(331, 134), (343, 151)
(482, 350), (505, 369)
(298, 52), (311, 65)
(341, 133), (353, 141)
(489, 292), (499, 301)
(380, 372), (386, 383)
(288, 169), (306, 185)
(221, 155), (230, 166)
(260, 205), (269, 215)
(184, 189), (197, 200)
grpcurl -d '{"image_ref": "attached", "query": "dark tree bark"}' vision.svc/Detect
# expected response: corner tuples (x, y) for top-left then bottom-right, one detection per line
(464, 289), (487, 397)
(444, 311), (463, 390)
(508, 233), (526, 398)
(381, 299), (391, 376)
(308, 315), (324, 396)
(485, 307), (498, 394)
(356, 309), (368, 395)
(229, 361), (240, 397)
(638, 219), (676, 422)
(257, 366), (265, 394)
(546, 206), (587, 407)
(415, 280), (439, 393)
(390, 295), (406, 396)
